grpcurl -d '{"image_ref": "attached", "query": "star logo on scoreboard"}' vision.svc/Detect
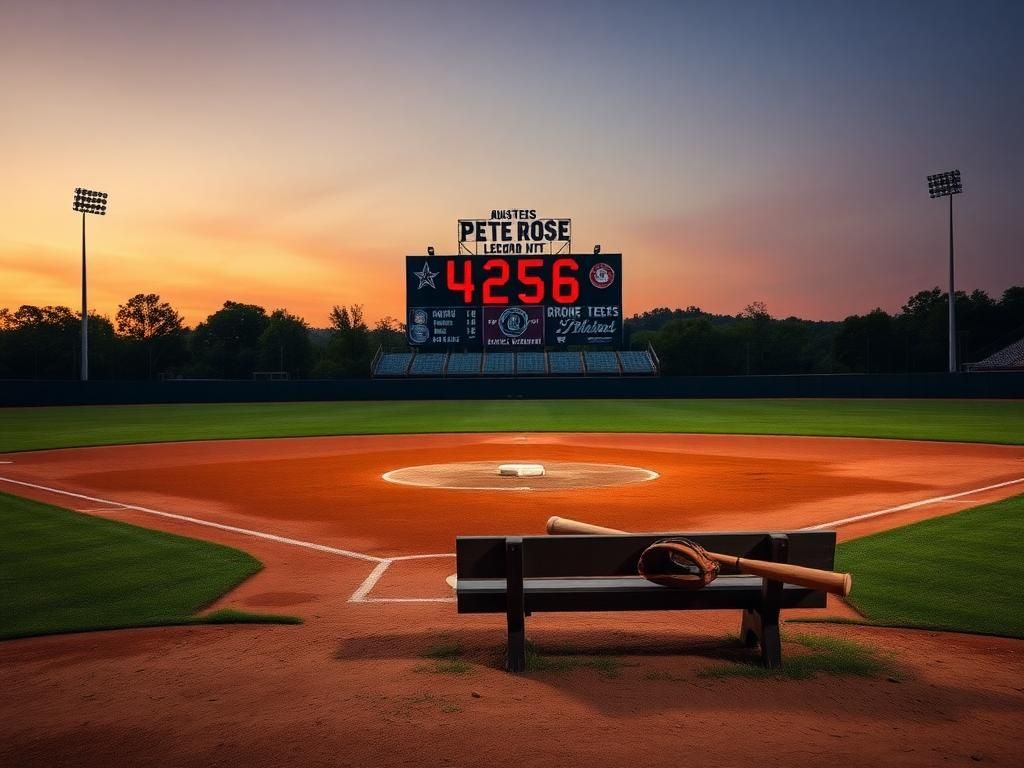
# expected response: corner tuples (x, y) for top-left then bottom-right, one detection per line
(414, 262), (439, 290)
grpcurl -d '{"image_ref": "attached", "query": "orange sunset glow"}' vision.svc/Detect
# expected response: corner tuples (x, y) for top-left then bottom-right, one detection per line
(2, 2), (1021, 329)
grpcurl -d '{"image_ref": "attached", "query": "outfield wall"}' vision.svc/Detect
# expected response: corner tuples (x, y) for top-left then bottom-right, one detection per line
(1, 372), (1022, 406)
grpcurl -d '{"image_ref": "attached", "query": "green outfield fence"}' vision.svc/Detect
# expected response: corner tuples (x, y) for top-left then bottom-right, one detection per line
(0, 372), (1022, 406)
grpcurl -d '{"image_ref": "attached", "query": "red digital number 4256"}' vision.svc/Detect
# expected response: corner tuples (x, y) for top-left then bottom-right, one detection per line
(445, 258), (579, 305)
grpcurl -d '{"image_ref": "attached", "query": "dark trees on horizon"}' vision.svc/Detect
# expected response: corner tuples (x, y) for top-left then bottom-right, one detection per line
(0, 286), (1021, 380)
(626, 287), (1024, 376)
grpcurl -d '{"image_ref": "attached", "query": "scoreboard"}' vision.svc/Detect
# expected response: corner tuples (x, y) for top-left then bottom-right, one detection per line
(406, 253), (622, 349)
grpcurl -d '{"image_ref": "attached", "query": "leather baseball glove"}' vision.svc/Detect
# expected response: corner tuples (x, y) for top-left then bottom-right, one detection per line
(637, 538), (720, 589)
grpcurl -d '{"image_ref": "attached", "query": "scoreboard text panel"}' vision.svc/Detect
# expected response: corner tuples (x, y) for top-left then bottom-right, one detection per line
(406, 253), (622, 348)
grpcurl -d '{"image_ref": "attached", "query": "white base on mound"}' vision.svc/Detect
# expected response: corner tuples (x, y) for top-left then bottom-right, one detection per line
(497, 463), (545, 477)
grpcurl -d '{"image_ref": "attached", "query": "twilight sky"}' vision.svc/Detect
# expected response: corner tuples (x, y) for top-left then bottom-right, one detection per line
(2, 0), (1021, 327)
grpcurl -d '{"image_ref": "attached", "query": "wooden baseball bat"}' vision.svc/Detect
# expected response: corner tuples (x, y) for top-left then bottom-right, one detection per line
(546, 516), (852, 597)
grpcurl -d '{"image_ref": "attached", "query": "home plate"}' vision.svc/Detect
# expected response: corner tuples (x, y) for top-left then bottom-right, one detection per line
(498, 463), (545, 477)
(445, 574), (457, 590)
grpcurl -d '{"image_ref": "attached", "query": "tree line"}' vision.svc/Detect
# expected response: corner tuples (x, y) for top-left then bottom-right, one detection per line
(0, 285), (1021, 380)
(625, 287), (1024, 375)
(0, 295), (404, 380)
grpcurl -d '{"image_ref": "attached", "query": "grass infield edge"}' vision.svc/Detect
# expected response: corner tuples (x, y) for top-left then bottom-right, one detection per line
(0, 492), (301, 641)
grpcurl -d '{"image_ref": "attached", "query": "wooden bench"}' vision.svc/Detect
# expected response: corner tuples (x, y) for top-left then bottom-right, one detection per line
(455, 531), (837, 672)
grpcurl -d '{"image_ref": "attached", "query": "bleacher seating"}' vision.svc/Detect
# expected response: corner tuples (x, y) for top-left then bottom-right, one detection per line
(515, 352), (547, 375)
(618, 350), (657, 375)
(482, 354), (516, 376)
(375, 352), (413, 376)
(374, 348), (659, 377)
(446, 353), (482, 376)
(970, 337), (1024, 371)
(408, 353), (447, 376)
(548, 351), (584, 375)
(584, 351), (621, 375)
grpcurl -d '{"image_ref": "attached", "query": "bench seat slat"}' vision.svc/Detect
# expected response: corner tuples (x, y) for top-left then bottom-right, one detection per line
(457, 576), (825, 613)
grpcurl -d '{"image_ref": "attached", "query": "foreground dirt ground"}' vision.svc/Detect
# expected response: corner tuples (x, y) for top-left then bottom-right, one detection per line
(2, 433), (1022, 767)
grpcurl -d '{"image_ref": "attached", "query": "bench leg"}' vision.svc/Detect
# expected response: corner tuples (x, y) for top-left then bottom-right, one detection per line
(739, 534), (786, 669)
(505, 537), (526, 673)
(506, 611), (526, 673)
(740, 608), (760, 648)
(759, 609), (782, 669)
(739, 606), (782, 669)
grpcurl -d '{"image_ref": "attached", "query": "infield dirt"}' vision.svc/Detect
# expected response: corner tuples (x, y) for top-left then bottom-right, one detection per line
(1, 433), (1023, 767)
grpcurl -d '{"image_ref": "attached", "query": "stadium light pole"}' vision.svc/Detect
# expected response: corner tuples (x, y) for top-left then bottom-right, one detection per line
(72, 188), (108, 381)
(927, 170), (962, 373)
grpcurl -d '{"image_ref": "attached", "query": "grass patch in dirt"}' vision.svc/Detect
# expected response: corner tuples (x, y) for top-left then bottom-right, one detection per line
(198, 608), (302, 625)
(422, 641), (465, 659)
(698, 633), (897, 680)
(524, 642), (622, 678)
(417, 640), (472, 674)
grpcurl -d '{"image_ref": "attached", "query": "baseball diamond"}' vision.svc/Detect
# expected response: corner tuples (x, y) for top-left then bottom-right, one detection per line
(2, 407), (1024, 768)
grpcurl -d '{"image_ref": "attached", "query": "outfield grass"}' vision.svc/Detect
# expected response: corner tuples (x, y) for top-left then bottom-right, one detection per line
(836, 494), (1024, 638)
(0, 492), (298, 640)
(0, 398), (1022, 452)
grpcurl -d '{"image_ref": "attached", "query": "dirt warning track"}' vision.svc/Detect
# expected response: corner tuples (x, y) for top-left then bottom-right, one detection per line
(1, 432), (1023, 768)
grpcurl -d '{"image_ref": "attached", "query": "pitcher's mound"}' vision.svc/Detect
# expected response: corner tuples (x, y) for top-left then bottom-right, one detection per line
(382, 461), (658, 491)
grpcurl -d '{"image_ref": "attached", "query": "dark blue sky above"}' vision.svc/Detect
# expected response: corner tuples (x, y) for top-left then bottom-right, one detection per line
(2, 0), (1021, 322)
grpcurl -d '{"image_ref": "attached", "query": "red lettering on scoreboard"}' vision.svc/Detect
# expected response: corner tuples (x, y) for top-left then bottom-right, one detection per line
(443, 257), (582, 305)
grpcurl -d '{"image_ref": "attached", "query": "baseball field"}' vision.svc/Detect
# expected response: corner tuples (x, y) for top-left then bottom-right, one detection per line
(2, 398), (1023, 767)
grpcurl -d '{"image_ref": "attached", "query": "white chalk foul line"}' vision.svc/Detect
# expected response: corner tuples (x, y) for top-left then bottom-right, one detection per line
(360, 597), (456, 603)
(0, 476), (382, 564)
(0, 475), (457, 604)
(346, 554), (457, 602)
(801, 477), (1024, 531)
(348, 560), (392, 602)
